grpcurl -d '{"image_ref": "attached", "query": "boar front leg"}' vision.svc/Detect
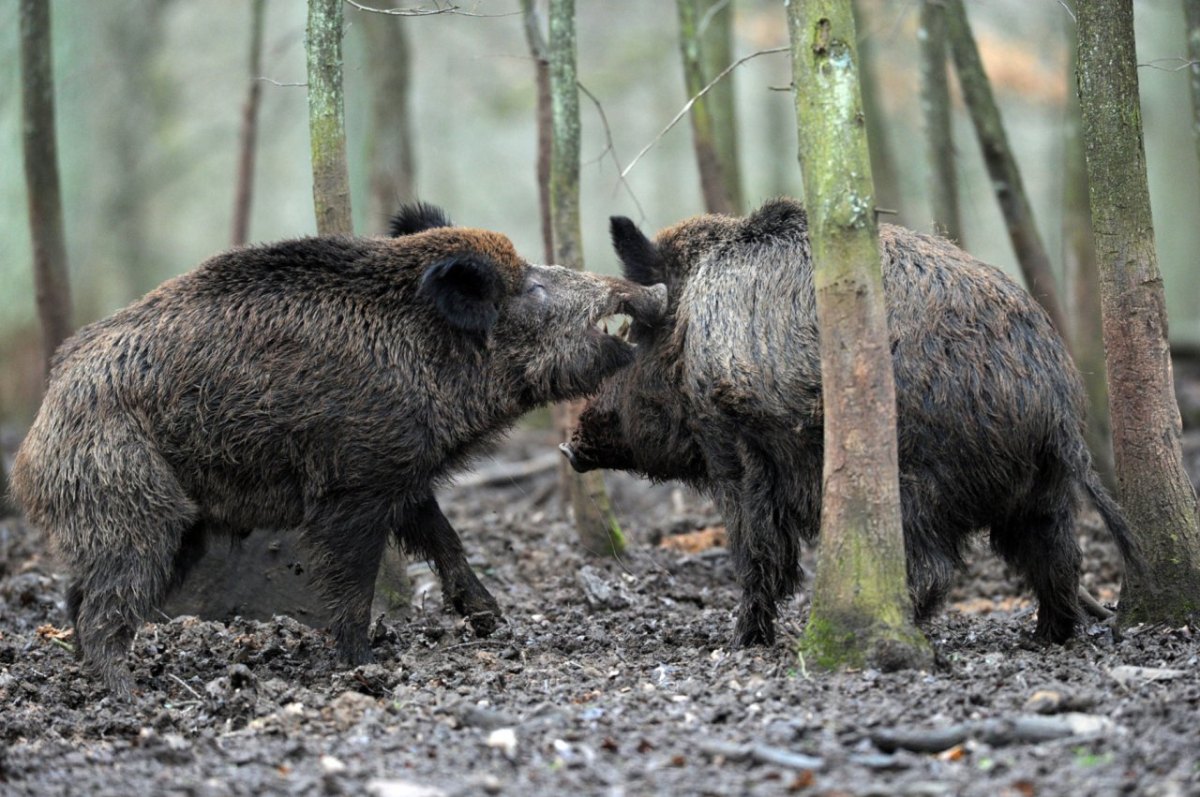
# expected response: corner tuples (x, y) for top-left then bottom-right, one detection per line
(302, 494), (393, 666)
(398, 495), (501, 636)
(711, 440), (804, 648)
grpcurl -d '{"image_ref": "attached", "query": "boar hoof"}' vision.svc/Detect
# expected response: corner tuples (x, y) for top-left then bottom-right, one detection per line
(466, 610), (500, 638)
(733, 610), (776, 648)
(100, 667), (136, 702)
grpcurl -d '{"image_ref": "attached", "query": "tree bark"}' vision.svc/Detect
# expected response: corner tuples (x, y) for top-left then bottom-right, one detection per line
(521, 0), (554, 264)
(677, 0), (735, 215)
(853, 0), (901, 219)
(359, 6), (417, 233)
(1077, 0), (1200, 626)
(19, 0), (72, 383)
(918, 0), (962, 243)
(699, 0), (743, 215)
(944, 0), (1068, 343)
(1062, 27), (1114, 490)
(306, 0), (353, 236)
(788, 0), (931, 671)
(231, 0), (267, 246)
(548, 0), (625, 556)
(1186, 0), (1200, 173)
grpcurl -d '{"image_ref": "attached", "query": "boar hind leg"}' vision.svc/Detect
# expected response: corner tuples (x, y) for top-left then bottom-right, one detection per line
(398, 495), (500, 636)
(990, 502), (1083, 644)
(65, 438), (198, 698)
(302, 496), (392, 666)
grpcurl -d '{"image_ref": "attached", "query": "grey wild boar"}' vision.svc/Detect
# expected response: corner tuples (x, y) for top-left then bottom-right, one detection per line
(11, 203), (667, 697)
(563, 197), (1140, 648)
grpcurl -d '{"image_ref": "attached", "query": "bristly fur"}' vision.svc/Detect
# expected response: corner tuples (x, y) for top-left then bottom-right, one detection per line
(389, 202), (453, 237)
(9, 211), (667, 699)
(572, 196), (1143, 650)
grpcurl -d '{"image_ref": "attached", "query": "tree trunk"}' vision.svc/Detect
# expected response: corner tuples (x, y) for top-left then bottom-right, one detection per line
(944, 0), (1068, 343)
(306, 0), (353, 236)
(1062, 27), (1114, 490)
(699, 0), (743, 215)
(676, 0), (735, 215)
(521, 0), (554, 264)
(918, 0), (962, 243)
(231, 0), (267, 246)
(359, 6), (417, 233)
(788, 0), (931, 671)
(548, 0), (625, 557)
(853, 0), (901, 219)
(1186, 0), (1200, 172)
(19, 0), (72, 383)
(1077, 0), (1200, 626)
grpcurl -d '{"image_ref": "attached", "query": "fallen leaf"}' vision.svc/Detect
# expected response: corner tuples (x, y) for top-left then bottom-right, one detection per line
(659, 526), (727, 553)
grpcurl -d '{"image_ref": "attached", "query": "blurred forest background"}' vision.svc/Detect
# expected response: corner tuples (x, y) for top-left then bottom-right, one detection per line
(3, 0), (1199, 432)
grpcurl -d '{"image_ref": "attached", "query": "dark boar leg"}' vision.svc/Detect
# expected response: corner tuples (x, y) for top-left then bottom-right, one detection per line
(719, 445), (803, 648)
(990, 500), (1083, 644)
(397, 495), (501, 636)
(63, 428), (198, 699)
(302, 495), (393, 665)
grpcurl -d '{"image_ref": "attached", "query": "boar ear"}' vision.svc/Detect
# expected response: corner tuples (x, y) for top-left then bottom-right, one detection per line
(420, 255), (503, 337)
(611, 216), (664, 286)
(389, 202), (453, 237)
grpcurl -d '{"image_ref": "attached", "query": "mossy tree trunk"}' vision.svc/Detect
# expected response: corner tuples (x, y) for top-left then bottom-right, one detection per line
(700, 0), (743, 214)
(1076, 0), (1200, 626)
(852, 0), (900, 218)
(307, 0), (352, 236)
(231, 0), (267, 246)
(359, 6), (417, 233)
(1186, 0), (1200, 171)
(676, 0), (736, 215)
(787, 0), (931, 671)
(548, 0), (625, 557)
(1062, 27), (1114, 489)
(944, 0), (1068, 342)
(521, 0), (554, 264)
(20, 0), (72, 384)
(918, 0), (961, 243)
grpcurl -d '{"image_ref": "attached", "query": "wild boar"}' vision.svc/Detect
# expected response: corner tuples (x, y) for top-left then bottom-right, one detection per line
(11, 203), (667, 696)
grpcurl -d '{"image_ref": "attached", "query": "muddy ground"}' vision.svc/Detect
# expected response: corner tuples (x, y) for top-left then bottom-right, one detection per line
(2, 376), (1199, 796)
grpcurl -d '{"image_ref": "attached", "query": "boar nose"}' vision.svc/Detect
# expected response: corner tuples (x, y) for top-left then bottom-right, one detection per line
(558, 442), (590, 473)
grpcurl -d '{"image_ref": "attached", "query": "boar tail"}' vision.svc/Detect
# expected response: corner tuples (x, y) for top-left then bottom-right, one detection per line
(1082, 469), (1145, 577)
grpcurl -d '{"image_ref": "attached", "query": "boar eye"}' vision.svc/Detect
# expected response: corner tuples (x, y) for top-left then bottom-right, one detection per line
(526, 282), (549, 301)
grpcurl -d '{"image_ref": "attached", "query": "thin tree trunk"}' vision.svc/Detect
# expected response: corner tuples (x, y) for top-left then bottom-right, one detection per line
(522, 0), (554, 264)
(944, 0), (1068, 342)
(548, 0), (625, 556)
(307, 0), (353, 236)
(1186, 0), (1200, 171)
(20, 0), (72, 383)
(853, 0), (901, 218)
(918, 0), (962, 243)
(232, 0), (267, 246)
(699, 0), (743, 214)
(788, 0), (931, 671)
(1062, 27), (1114, 490)
(360, 6), (417, 233)
(677, 0), (735, 215)
(1077, 0), (1200, 626)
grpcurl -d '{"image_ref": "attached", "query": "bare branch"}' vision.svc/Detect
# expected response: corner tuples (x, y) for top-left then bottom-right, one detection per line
(344, 0), (519, 18)
(621, 46), (787, 180)
(256, 76), (307, 87)
(578, 81), (646, 222)
(1138, 57), (1200, 72)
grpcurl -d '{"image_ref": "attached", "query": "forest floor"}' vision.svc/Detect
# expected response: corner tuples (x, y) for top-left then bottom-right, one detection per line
(2, 362), (1199, 797)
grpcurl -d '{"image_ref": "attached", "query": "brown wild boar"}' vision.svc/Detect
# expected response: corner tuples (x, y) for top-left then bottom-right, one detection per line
(563, 198), (1140, 649)
(11, 203), (666, 697)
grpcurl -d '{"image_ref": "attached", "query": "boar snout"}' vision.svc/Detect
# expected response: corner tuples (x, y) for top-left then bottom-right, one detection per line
(558, 442), (593, 473)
